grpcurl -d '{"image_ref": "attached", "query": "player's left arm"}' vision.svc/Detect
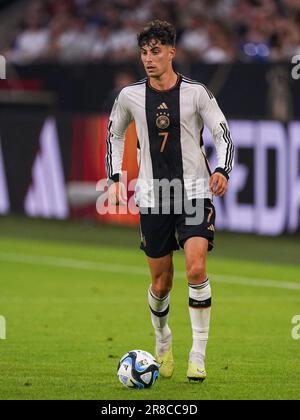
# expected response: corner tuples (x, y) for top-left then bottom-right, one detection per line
(197, 86), (235, 197)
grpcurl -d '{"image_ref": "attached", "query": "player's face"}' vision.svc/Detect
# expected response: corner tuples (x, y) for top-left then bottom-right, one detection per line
(140, 40), (175, 78)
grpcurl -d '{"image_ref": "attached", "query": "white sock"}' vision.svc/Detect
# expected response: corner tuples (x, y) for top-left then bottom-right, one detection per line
(188, 279), (211, 365)
(148, 287), (171, 356)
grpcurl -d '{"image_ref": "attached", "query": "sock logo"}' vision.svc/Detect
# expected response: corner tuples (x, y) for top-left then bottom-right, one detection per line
(189, 297), (211, 308)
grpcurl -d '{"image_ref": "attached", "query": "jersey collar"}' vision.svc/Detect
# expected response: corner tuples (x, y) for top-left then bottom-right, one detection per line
(147, 73), (182, 93)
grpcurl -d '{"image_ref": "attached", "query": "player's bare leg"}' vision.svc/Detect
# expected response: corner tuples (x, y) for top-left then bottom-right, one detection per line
(184, 237), (211, 381)
(147, 253), (174, 378)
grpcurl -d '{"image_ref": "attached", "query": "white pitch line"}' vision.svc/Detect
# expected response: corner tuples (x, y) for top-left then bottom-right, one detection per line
(0, 251), (300, 292)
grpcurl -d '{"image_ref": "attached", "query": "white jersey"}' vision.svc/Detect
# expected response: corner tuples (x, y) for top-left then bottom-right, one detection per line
(106, 74), (234, 207)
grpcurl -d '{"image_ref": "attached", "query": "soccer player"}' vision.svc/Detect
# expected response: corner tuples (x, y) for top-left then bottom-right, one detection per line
(106, 20), (234, 381)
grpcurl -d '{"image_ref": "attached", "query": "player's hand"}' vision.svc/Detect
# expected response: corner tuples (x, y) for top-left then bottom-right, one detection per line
(108, 182), (127, 206)
(209, 172), (228, 197)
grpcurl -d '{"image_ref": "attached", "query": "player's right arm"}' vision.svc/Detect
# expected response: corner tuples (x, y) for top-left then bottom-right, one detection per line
(105, 89), (133, 205)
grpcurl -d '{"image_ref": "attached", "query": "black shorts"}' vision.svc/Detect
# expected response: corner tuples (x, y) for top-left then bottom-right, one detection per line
(139, 198), (216, 259)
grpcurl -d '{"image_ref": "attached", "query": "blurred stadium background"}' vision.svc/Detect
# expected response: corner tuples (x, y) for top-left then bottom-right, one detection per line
(0, 0), (300, 400)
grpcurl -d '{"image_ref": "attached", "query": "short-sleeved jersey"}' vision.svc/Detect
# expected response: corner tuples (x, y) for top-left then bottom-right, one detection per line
(106, 74), (234, 207)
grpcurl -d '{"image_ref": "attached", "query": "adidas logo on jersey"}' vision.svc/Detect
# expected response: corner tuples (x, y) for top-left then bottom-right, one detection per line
(207, 224), (215, 232)
(157, 102), (168, 110)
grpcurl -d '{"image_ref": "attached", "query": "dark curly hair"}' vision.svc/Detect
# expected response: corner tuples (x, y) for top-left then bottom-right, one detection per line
(137, 19), (176, 48)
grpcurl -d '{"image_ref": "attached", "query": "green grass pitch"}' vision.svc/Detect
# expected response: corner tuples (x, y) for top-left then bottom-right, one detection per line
(0, 216), (300, 400)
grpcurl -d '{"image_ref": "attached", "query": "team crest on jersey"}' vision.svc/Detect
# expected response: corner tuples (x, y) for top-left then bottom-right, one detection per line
(156, 114), (170, 129)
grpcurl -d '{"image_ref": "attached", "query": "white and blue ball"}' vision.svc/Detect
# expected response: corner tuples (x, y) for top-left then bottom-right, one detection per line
(117, 350), (160, 389)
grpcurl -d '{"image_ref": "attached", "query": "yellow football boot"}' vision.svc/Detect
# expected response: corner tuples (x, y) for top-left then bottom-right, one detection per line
(156, 347), (174, 378)
(187, 361), (207, 382)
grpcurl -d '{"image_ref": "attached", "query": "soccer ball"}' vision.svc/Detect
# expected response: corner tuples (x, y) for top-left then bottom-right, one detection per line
(117, 350), (160, 389)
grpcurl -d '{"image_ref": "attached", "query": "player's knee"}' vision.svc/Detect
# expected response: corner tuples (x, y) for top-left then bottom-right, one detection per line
(187, 261), (206, 283)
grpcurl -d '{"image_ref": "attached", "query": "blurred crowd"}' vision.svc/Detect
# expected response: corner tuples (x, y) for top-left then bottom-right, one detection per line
(2, 0), (300, 64)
